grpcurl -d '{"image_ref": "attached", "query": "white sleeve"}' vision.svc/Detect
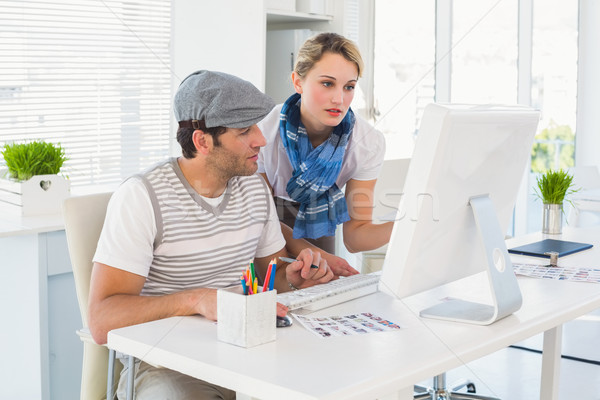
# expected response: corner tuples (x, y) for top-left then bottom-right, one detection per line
(254, 193), (286, 258)
(257, 104), (282, 175)
(350, 116), (386, 181)
(93, 177), (156, 277)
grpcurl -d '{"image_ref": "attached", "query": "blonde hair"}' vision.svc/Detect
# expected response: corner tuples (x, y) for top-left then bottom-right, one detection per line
(294, 32), (364, 79)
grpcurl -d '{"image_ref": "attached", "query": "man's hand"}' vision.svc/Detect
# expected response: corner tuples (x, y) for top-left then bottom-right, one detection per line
(276, 302), (289, 317)
(186, 255), (290, 320)
(192, 287), (288, 320)
(192, 288), (218, 321)
(285, 248), (334, 289)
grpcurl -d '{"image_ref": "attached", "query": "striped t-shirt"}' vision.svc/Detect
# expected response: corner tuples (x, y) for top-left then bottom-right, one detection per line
(93, 158), (285, 295)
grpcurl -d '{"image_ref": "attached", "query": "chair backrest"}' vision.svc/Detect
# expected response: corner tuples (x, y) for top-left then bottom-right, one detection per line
(360, 158), (411, 267)
(64, 192), (113, 327)
(568, 165), (600, 191)
(63, 192), (117, 400)
(372, 158), (411, 223)
(566, 166), (600, 227)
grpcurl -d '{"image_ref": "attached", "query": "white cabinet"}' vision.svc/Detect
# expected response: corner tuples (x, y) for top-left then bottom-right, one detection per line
(265, 3), (338, 103)
(169, 0), (371, 155)
(170, 0), (357, 95)
(1, 228), (82, 400)
(265, 28), (313, 103)
(171, 0), (267, 93)
(46, 231), (83, 400)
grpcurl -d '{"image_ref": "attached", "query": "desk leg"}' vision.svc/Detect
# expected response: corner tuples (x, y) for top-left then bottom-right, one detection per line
(126, 355), (135, 400)
(540, 325), (562, 400)
(107, 349), (116, 399)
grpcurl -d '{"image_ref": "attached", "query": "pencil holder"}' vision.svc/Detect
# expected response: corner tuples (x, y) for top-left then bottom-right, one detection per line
(217, 287), (277, 348)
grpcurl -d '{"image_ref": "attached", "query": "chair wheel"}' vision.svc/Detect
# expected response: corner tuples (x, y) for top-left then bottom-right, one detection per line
(466, 383), (476, 393)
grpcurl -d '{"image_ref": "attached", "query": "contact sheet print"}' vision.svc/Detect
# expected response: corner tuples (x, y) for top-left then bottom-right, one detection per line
(290, 263), (600, 338)
(292, 312), (401, 338)
(513, 263), (600, 283)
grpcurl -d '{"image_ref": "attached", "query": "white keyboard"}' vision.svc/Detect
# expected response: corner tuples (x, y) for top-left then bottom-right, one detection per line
(277, 273), (381, 312)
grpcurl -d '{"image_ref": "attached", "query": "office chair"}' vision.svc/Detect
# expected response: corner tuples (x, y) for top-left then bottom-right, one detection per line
(360, 158), (410, 273)
(414, 373), (499, 399)
(63, 192), (122, 400)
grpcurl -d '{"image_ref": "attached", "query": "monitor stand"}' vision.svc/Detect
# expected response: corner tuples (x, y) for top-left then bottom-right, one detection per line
(419, 195), (523, 325)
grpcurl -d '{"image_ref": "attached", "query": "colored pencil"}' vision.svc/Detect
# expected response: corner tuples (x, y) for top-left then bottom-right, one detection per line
(269, 261), (276, 291)
(263, 262), (273, 292)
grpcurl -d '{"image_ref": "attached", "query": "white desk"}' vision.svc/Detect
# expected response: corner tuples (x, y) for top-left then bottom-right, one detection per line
(107, 228), (600, 400)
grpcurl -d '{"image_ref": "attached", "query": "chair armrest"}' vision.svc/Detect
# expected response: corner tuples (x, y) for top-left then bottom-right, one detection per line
(76, 327), (98, 344)
(79, 327), (162, 369)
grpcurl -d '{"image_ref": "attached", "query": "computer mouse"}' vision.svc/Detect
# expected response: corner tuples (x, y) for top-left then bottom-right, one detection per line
(276, 315), (293, 328)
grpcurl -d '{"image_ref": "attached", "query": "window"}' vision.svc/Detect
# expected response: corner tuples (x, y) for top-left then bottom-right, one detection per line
(527, 0), (578, 232)
(0, 0), (172, 187)
(530, 0), (578, 173)
(372, 0), (579, 234)
(373, 0), (435, 160)
(451, 0), (518, 105)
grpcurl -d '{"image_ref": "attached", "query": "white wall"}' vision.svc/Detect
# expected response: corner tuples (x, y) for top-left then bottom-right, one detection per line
(171, 0), (266, 88)
(169, 0), (268, 154)
(576, 0), (600, 170)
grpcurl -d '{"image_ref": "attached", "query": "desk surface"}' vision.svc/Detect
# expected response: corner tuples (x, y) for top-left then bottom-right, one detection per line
(507, 227), (600, 268)
(108, 228), (600, 400)
(0, 205), (65, 237)
(0, 185), (115, 237)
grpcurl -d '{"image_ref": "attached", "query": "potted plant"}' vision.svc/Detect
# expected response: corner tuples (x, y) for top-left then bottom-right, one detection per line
(0, 140), (70, 215)
(535, 169), (578, 234)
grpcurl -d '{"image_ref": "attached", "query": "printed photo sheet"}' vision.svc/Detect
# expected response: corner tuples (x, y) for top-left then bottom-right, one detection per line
(291, 312), (401, 338)
(514, 263), (600, 283)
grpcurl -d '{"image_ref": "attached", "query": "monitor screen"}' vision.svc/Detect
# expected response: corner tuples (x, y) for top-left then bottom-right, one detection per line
(379, 103), (540, 324)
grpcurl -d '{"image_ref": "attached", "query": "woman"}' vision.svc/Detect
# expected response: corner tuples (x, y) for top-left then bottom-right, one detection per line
(258, 32), (393, 258)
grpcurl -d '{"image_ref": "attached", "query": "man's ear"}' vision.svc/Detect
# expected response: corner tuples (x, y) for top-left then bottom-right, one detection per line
(192, 129), (212, 155)
(291, 71), (303, 94)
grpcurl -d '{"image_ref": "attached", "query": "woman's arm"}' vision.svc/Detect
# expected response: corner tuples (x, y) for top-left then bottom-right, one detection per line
(279, 222), (358, 276)
(254, 247), (333, 292)
(260, 172), (358, 276)
(343, 179), (394, 253)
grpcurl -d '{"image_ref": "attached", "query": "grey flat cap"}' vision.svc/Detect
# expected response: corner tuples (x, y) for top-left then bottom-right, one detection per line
(174, 70), (275, 129)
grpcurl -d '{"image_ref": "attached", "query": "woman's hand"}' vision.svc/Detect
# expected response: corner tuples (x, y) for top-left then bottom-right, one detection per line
(322, 252), (359, 277)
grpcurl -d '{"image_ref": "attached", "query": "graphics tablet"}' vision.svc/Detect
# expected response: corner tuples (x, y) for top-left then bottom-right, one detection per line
(508, 239), (593, 258)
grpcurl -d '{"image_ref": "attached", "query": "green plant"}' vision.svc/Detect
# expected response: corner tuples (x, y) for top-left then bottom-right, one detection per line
(535, 169), (577, 205)
(1, 141), (68, 182)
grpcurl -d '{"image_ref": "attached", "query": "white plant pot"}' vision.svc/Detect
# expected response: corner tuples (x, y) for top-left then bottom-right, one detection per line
(0, 174), (70, 216)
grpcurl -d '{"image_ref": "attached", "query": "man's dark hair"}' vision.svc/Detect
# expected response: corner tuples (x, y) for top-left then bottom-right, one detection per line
(176, 126), (227, 159)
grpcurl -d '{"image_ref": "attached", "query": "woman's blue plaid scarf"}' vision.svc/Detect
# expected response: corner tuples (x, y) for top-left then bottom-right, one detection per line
(279, 93), (354, 239)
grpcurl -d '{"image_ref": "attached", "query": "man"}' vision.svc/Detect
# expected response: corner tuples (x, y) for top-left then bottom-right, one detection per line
(89, 70), (337, 399)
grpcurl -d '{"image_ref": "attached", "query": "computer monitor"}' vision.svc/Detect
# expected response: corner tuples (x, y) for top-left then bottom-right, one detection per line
(379, 103), (540, 325)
